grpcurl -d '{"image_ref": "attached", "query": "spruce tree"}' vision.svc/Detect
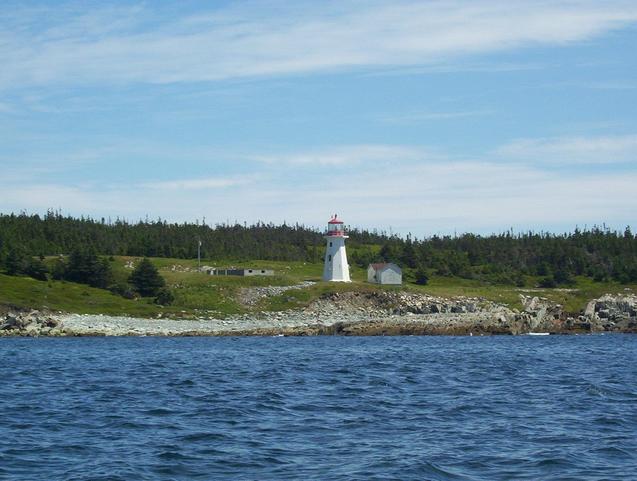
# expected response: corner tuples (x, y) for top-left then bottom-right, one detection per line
(65, 247), (112, 288)
(4, 247), (28, 275)
(129, 258), (165, 297)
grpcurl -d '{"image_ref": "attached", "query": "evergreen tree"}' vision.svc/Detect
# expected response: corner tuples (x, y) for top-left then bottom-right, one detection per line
(379, 243), (397, 263)
(65, 247), (113, 288)
(51, 258), (67, 280)
(129, 258), (165, 297)
(400, 240), (418, 268)
(93, 258), (113, 289)
(4, 247), (28, 275)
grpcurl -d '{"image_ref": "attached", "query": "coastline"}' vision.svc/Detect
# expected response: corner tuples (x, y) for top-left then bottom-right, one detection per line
(2, 291), (636, 337)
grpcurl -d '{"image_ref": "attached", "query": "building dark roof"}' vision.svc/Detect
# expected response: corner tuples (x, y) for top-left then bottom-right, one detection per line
(369, 262), (401, 271)
(370, 263), (389, 270)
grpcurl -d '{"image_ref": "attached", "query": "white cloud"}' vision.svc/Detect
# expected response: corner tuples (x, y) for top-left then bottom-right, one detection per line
(2, 145), (636, 235)
(495, 134), (637, 164)
(253, 161), (637, 234)
(1, 1), (637, 88)
(366, 61), (546, 77)
(140, 176), (254, 191)
(250, 145), (428, 166)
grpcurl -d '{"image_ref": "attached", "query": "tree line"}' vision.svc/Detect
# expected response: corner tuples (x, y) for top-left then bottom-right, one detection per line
(1, 212), (636, 287)
(350, 227), (637, 286)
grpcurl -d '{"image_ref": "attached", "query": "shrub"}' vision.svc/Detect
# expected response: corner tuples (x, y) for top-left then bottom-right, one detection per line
(26, 258), (49, 281)
(154, 287), (175, 306)
(414, 268), (429, 285)
(539, 276), (557, 288)
(109, 282), (136, 299)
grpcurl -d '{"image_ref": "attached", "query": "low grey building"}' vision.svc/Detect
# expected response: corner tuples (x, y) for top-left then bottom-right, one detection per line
(239, 268), (274, 277)
(206, 268), (274, 277)
(367, 263), (402, 285)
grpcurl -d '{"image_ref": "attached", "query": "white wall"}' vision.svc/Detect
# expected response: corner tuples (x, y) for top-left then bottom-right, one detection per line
(367, 265), (376, 282)
(323, 235), (351, 282)
(379, 268), (402, 285)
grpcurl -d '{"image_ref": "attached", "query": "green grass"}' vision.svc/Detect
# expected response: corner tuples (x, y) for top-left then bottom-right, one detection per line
(408, 276), (527, 309)
(526, 276), (635, 312)
(258, 288), (315, 311)
(0, 274), (167, 316)
(4, 256), (636, 317)
(406, 274), (635, 313)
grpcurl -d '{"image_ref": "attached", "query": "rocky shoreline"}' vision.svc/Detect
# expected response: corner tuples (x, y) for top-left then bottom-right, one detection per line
(1, 290), (636, 337)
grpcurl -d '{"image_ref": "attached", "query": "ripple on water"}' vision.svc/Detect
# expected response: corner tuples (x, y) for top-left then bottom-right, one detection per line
(0, 335), (636, 480)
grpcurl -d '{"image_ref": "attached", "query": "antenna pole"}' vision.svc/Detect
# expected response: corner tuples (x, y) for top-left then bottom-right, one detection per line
(197, 238), (201, 270)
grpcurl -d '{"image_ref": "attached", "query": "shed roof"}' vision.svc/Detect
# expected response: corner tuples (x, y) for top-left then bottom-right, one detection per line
(370, 263), (389, 270)
(369, 262), (401, 272)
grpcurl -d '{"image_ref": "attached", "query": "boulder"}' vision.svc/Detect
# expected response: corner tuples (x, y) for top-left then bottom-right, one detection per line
(0, 311), (62, 336)
(584, 300), (597, 318)
(582, 294), (637, 330)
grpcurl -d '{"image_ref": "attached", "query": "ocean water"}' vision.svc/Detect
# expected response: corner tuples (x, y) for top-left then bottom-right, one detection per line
(0, 335), (635, 481)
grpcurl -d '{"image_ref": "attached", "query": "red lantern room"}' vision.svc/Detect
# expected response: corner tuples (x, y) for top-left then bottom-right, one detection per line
(327, 214), (346, 237)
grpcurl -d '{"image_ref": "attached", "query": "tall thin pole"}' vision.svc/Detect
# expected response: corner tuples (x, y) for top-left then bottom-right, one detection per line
(197, 239), (201, 270)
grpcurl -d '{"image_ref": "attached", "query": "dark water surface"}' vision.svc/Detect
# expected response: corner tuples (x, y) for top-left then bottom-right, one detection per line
(1, 335), (636, 480)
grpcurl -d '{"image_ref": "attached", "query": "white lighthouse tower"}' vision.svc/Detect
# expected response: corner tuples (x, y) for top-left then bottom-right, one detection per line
(323, 214), (351, 282)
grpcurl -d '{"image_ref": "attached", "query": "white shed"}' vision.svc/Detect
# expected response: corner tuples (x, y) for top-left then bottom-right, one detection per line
(367, 263), (402, 285)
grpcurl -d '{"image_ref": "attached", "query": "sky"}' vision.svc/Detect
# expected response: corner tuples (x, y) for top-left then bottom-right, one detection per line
(1, 0), (636, 237)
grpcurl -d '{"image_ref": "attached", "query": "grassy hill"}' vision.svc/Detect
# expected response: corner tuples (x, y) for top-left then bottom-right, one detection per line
(1, 256), (635, 318)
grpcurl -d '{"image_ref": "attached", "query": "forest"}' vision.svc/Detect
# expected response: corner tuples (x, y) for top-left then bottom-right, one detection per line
(1, 211), (636, 288)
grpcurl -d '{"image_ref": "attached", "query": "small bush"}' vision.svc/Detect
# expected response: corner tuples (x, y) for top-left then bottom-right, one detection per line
(26, 258), (49, 281)
(414, 269), (429, 285)
(539, 276), (557, 288)
(51, 259), (67, 280)
(110, 282), (136, 299)
(154, 287), (175, 306)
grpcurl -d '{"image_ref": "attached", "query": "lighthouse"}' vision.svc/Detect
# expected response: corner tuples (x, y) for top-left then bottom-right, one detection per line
(323, 214), (351, 282)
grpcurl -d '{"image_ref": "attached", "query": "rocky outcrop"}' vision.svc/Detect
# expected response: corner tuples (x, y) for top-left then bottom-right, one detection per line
(515, 293), (637, 333)
(517, 295), (564, 333)
(0, 310), (62, 336)
(577, 294), (637, 332)
(238, 281), (316, 306)
(283, 290), (522, 335)
(307, 291), (485, 317)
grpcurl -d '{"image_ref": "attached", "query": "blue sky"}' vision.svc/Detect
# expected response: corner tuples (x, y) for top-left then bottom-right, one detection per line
(1, 0), (636, 236)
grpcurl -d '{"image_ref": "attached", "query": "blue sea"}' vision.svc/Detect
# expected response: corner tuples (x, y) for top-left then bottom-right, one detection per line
(1, 335), (636, 480)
